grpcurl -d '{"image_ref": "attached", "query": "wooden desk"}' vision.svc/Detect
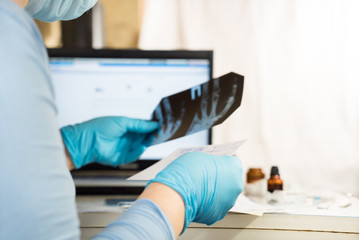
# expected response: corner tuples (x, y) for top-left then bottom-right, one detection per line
(77, 196), (359, 240)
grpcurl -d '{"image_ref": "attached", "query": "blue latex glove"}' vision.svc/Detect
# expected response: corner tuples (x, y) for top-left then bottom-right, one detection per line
(61, 116), (160, 169)
(147, 152), (243, 232)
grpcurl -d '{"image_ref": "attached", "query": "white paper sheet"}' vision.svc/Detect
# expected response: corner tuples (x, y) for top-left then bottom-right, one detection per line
(230, 194), (289, 216)
(128, 140), (246, 181)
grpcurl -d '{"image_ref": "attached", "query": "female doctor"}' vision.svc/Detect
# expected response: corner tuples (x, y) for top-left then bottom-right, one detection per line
(0, 0), (244, 239)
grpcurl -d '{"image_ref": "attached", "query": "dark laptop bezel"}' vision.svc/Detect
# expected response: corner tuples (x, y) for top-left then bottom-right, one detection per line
(48, 48), (213, 174)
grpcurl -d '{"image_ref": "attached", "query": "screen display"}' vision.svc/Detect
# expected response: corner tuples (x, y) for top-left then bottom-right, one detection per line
(49, 55), (211, 160)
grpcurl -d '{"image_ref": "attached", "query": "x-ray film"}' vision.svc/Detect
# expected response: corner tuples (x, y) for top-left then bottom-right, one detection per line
(151, 72), (244, 145)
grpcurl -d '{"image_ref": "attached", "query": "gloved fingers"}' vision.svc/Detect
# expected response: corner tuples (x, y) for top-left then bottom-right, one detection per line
(110, 140), (132, 167)
(111, 133), (144, 166)
(99, 133), (132, 167)
(122, 118), (160, 133)
(218, 156), (244, 195)
(125, 133), (149, 163)
(127, 145), (147, 164)
(142, 128), (160, 147)
(200, 156), (243, 224)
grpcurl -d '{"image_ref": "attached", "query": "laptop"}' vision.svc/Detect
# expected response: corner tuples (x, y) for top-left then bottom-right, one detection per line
(48, 48), (213, 194)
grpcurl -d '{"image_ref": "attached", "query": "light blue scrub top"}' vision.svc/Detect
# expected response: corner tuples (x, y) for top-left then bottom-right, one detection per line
(0, 1), (174, 239)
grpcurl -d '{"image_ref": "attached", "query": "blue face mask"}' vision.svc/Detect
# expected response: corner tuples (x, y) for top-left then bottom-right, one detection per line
(25, 0), (98, 22)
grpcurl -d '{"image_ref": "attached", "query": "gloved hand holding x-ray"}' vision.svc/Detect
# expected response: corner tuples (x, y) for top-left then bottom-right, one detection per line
(151, 72), (244, 145)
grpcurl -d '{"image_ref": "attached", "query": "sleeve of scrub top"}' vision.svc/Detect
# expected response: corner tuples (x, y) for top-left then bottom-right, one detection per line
(92, 199), (175, 240)
(0, 1), (80, 239)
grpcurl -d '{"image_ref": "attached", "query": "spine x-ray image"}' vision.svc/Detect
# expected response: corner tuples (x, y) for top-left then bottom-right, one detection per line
(151, 72), (244, 145)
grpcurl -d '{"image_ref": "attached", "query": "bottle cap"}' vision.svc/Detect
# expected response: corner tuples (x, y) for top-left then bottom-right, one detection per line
(270, 166), (280, 176)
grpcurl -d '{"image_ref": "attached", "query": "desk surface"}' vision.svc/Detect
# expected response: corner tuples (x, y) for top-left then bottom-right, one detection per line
(77, 195), (359, 240)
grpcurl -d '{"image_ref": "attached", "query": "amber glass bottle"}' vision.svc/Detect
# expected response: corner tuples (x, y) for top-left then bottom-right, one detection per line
(267, 166), (283, 193)
(247, 168), (265, 183)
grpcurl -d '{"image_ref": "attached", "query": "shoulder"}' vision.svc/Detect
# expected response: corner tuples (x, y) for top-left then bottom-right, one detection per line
(0, 1), (36, 31)
(0, 0), (52, 98)
(0, 0), (45, 54)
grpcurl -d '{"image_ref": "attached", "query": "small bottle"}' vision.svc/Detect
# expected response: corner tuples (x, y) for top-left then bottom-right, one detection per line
(267, 166), (283, 193)
(247, 168), (265, 183)
(245, 168), (266, 197)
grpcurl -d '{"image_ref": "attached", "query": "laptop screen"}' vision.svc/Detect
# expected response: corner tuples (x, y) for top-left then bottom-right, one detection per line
(48, 49), (212, 165)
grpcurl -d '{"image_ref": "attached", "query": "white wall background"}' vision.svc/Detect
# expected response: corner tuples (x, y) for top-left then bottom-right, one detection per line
(139, 0), (359, 196)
